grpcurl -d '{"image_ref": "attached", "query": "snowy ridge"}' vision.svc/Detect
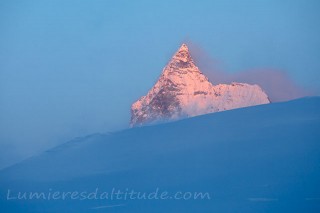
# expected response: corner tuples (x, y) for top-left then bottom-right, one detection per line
(131, 44), (270, 126)
(1, 97), (320, 213)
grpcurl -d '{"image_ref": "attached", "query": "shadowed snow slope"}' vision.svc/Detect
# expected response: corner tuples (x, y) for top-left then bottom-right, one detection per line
(1, 97), (320, 213)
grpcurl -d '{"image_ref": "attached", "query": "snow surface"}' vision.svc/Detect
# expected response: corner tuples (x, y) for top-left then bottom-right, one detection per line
(0, 97), (320, 212)
(131, 44), (270, 126)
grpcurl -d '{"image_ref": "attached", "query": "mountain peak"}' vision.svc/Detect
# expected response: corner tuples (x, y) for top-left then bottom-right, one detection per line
(172, 43), (193, 63)
(179, 43), (189, 52)
(130, 44), (270, 127)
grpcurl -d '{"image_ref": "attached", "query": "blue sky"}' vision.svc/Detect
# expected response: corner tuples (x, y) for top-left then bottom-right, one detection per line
(1, 0), (320, 168)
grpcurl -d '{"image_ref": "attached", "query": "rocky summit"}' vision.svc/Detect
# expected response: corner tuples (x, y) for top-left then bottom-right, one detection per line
(130, 44), (270, 126)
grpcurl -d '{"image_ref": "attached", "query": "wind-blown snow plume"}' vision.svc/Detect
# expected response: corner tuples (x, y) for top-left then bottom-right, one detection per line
(188, 43), (312, 102)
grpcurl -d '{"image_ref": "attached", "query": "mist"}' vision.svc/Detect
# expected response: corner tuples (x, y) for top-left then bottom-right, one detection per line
(189, 43), (314, 102)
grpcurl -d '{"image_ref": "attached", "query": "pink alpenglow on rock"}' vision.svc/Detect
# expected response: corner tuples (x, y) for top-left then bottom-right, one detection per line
(131, 44), (270, 126)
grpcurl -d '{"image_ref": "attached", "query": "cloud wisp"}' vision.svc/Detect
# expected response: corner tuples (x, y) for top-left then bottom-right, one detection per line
(188, 43), (313, 102)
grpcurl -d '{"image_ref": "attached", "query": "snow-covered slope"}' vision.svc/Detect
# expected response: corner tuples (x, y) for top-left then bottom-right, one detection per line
(0, 97), (320, 213)
(131, 44), (270, 126)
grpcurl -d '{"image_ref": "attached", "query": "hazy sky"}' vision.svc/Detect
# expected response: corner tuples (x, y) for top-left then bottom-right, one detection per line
(1, 0), (320, 168)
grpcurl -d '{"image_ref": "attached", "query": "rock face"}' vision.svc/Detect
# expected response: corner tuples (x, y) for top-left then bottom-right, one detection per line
(131, 44), (270, 126)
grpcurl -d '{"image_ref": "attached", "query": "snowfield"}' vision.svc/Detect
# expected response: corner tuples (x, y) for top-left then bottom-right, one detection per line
(0, 97), (320, 212)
